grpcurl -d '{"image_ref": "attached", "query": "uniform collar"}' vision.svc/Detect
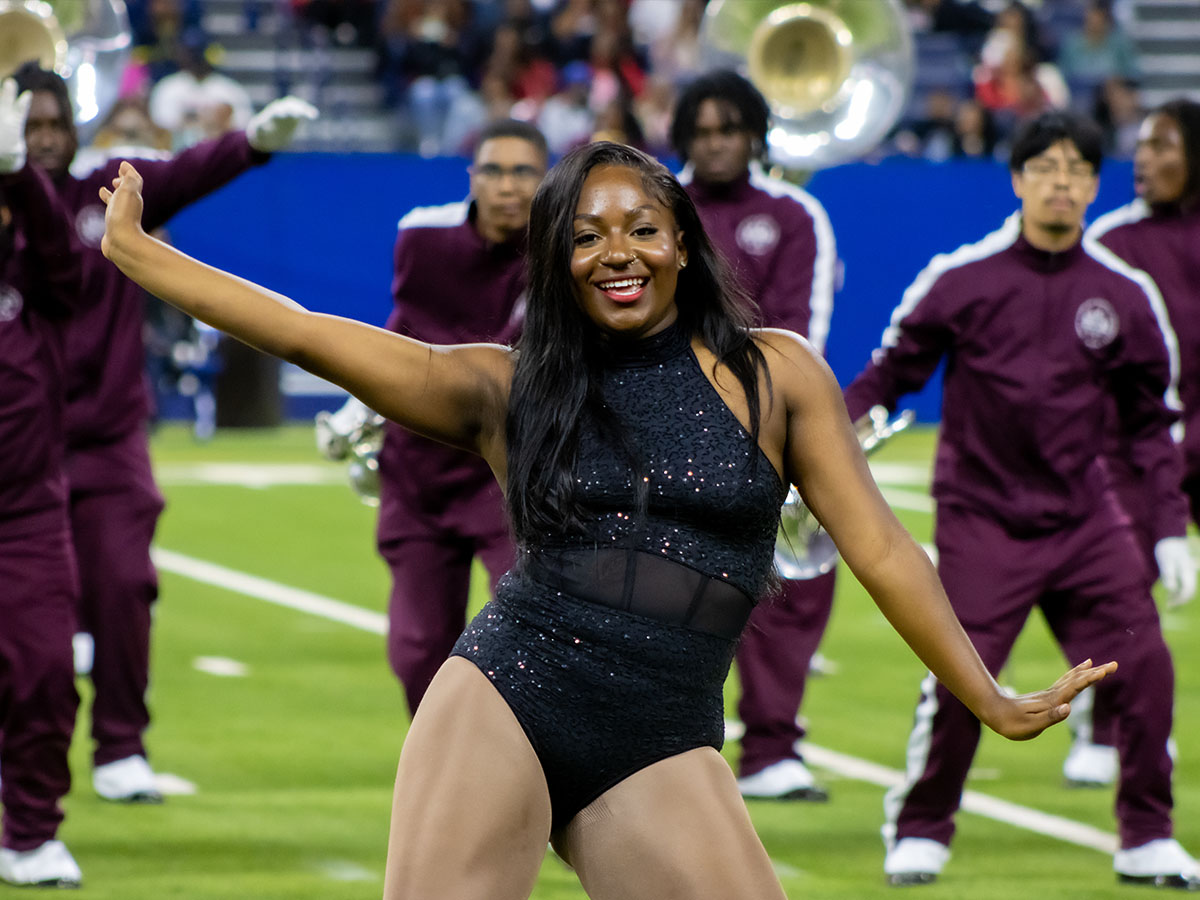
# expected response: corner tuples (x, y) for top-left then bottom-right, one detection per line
(683, 165), (756, 203)
(466, 198), (527, 256)
(1012, 223), (1085, 272)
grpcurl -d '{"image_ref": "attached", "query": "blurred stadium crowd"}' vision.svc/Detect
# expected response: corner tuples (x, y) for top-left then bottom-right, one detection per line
(110, 0), (1146, 162)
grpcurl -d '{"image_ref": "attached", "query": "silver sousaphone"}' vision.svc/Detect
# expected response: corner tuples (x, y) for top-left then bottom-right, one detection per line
(0, 0), (132, 140)
(774, 406), (915, 580)
(700, 0), (914, 172)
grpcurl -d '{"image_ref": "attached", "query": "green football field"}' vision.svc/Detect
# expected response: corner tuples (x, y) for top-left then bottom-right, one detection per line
(54, 423), (1199, 899)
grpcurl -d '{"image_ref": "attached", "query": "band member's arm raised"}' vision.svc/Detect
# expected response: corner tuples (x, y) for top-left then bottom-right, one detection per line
(100, 161), (511, 457)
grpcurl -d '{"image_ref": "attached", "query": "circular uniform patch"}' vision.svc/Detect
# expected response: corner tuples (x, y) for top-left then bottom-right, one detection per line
(76, 204), (107, 248)
(735, 214), (780, 257)
(1075, 296), (1119, 349)
(0, 284), (23, 322)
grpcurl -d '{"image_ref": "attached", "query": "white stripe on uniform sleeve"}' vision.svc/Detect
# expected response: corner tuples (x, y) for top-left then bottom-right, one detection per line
(874, 212), (1022, 361)
(1083, 234), (1183, 436)
(397, 199), (470, 232)
(748, 162), (837, 352)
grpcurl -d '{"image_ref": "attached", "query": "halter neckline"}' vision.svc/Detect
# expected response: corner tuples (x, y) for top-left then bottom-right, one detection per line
(604, 318), (689, 367)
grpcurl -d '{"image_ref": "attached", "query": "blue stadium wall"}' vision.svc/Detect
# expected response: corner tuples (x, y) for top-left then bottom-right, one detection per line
(165, 154), (1136, 423)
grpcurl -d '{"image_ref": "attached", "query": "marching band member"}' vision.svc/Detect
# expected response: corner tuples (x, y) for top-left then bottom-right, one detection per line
(17, 62), (316, 803)
(844, 110), (1196, 889)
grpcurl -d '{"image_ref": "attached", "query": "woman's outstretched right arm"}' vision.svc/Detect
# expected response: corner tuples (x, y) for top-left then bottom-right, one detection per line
(101, 161), (510, 456)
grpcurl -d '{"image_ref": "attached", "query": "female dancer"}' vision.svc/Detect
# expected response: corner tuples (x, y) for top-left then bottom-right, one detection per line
(98, 141), (1114, 900)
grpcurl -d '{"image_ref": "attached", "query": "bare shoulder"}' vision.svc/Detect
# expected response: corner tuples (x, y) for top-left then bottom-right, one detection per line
(750, 327), (835, 388)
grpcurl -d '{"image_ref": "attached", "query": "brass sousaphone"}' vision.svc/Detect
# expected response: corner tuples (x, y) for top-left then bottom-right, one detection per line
(701, 0), (917, 577)
(701, 0), (914, 172)
(0, 0), (132, 140)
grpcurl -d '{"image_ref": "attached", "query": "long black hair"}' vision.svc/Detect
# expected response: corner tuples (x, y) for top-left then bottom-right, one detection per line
(1153, 98), (1200, 212)
(505, 141), (767, 542)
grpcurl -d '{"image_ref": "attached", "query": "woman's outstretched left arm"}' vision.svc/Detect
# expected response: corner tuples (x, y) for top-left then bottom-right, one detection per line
(759, 330), (1115, 741)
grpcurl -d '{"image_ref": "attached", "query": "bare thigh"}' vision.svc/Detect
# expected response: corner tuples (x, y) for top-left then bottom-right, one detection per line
(383, 657), (553, 900)
(557, 747), (787, 900)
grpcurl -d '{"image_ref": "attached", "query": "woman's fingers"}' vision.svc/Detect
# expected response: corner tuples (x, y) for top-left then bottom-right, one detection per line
(992, 659), (1118, 741)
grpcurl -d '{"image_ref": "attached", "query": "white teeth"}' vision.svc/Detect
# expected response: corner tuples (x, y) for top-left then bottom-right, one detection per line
(598, 278), (647, 290)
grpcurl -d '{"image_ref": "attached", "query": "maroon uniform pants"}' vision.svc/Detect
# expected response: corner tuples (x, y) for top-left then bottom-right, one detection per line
(887, 501), (1175, 851)
(0, 524), (80, 850)
(736, 570), (836, 776)
(67, 430), (164, 766)
(379, 529), (514, 715)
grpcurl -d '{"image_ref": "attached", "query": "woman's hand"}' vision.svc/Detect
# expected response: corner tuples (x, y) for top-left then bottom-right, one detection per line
(981, 658), (1118, 741)
(98, 160), (147, 263)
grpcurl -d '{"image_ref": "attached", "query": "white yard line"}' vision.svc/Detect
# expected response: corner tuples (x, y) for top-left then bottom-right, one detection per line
(155, 463), (344, 488)
(152, 548), (386, 634)
(156, 546), (1119, 856)
(801, 744), (1117, 854)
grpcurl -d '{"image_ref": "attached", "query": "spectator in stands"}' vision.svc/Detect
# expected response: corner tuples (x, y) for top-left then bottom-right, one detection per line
(634, 75), (679, 159)
(904, 0), (993, 52)
(501, 0), (554, 60)
(953, 97), (1001, 159)
(73, 97), (173, 178)
(148, 33), (255, 149)
(87, 98), (173, 158)
(587, 25), (646, 111)
(892, 88), (960, 161)
(549, 0), (597, 66)
(125, 0), (208, 85)
(485, 21), (558, 112)
(590, 91), (646, 151)
(980, 2), (1054, 66)
(378, 0), (476, 155)
(537, 60), (595, 154)
(645, 0), (705, 88)
(974, 33), (1066, 135)
(291, 0), (378, 48)
(1057, 1), (1139, 103)
(1093, 76), (1143, 158)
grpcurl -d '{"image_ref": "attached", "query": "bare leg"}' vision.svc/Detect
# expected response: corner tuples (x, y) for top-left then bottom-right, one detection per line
(383, 658), (552, 900)
(558, 748), (787, 900)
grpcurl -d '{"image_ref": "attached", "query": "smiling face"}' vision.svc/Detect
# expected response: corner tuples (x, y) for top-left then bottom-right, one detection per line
(1011, 138), (1098, 250)
(570, 165), (687, 338)
(1134, 112), (1188, 207)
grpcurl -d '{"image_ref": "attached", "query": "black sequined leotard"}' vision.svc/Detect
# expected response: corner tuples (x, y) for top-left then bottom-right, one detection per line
(451, 320), (787, 831)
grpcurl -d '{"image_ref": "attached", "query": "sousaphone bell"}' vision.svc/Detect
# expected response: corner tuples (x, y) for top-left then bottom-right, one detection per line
(700, 0), (914, 172)
(0, 0), (132, 139)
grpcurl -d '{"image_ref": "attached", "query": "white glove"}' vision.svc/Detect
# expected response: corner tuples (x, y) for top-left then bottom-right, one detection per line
(315, 396), (374, 461)
(0, 78), (32, 174)
(246, 96), (318, 153)
(1154, 537), (1196, 608)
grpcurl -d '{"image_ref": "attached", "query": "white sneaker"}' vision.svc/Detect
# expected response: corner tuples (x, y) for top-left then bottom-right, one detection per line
(1115, 838), (1200, 889)
(737, 758), (828, 801)
(884, 837), (949, 886)
(1063, 739), (1117, 787)
(93, 755), (164, 804)
(0, 840), (82, 888)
